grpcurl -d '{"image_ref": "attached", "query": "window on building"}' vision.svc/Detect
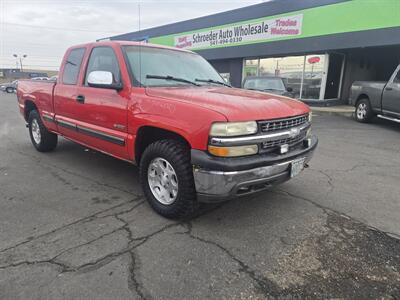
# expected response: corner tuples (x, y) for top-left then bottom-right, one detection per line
(243, 54), (327, 100)
(62, 48), (85, 85)
(303, 55), (325, 100)
(259, 56), (304, 98)
(243, 59), (259, 79)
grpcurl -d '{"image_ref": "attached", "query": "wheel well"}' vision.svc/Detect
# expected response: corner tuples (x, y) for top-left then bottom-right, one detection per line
(135, 126), (190, 164)
(356, 94), (369, 105)
(24, 100), (37, 121)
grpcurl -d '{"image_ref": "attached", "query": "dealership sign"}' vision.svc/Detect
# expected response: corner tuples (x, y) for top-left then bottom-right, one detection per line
(174, 14), (303, 50)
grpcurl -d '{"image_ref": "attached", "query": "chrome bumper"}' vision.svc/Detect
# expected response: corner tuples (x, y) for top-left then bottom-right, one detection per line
(193, 137), (317, 203)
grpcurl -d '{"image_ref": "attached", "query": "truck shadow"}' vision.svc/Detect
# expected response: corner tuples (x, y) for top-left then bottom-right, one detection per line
(50, 138), (294, 218)
(373, 117), (400, 132)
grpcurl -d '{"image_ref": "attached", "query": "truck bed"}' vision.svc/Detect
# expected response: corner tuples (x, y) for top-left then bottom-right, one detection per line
(349, 81), (386, 110)
(17, 79), (56, 121)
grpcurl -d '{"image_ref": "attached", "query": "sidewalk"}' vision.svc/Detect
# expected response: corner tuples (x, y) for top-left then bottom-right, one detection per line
(311, 105), (354, 117)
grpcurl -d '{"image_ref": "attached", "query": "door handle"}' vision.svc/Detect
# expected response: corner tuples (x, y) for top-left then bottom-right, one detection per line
(386, 87), (393, 91)
(76, 95), (85, 103)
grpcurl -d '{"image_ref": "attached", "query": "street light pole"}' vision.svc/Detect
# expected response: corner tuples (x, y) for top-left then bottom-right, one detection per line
(13, 54), (27, 72)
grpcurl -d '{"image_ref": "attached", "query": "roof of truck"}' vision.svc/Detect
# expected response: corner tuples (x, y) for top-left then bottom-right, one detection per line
(68, 40), (195, 54)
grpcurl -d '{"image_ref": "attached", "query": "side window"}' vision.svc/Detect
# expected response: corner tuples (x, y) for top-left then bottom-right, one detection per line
(85, 47), (121, 85)
(394, 69), (400, 84)
(62, 48), (85, 85)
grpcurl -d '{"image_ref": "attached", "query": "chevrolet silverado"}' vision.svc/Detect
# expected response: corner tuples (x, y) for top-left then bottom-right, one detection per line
(17, 41), (317, 218)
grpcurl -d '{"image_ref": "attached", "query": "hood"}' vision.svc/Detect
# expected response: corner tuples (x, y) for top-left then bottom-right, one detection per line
(145, 86), (309, 121)
(253, 89), (294, 98)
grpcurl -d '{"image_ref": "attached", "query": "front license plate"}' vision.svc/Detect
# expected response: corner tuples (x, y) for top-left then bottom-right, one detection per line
(290, 157), (306, 178)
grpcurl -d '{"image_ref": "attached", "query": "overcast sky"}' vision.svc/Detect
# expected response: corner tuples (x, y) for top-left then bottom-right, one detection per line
(0, 0), (265, 71)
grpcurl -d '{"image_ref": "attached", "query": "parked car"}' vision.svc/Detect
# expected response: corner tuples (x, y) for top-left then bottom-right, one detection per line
(49, 75), (58, 82)
(17, 41), (317, 218)
(243, 76), (295, 98)
(1, 80), (18, 93)
(350, 64), (400, 123)
(31, 77), (49, 81)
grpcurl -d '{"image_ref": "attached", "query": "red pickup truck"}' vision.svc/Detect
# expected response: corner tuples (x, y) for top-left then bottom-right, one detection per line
(17, 41), (317, 218)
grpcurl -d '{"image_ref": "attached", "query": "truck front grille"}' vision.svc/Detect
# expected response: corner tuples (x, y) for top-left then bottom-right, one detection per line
(261, 132), (306, 150)
(259, 115), (308, 133)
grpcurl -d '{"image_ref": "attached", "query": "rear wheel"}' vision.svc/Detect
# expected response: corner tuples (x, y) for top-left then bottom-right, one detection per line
(355, 98), (374, 123)
(6, 87), (14, 93)
(28, 110), (58, 152)
(139, 140), (198, 219)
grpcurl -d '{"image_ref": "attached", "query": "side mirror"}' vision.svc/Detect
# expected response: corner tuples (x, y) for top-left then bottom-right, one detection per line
(286, 87), (293, 92)
(87, 71), (122, 90)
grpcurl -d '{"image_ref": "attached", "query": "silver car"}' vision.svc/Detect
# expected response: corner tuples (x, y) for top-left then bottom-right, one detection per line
(0, 80), (18, 93)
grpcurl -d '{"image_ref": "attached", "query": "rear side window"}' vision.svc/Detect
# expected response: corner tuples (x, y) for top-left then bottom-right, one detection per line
(85, 47), (121, 85)
(62, 48), (85, 85)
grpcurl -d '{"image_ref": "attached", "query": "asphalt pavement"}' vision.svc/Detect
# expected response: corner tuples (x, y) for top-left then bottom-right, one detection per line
(0, 92), (399, 299)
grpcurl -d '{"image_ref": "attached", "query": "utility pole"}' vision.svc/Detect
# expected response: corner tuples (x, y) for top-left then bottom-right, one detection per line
(13, 54), (27, 72)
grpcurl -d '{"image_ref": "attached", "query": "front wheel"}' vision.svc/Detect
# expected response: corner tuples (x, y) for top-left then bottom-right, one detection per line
(28, 110), (58, 152)
(355, 98), (374, 123)
(6, 87), (14, 93)
(139, 140), (198, 219)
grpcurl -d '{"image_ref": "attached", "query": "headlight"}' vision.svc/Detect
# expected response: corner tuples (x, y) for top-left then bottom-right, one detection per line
(308, 112), (312, 122)
(210, 121), (257, 137)
(208, 145), (258, 157)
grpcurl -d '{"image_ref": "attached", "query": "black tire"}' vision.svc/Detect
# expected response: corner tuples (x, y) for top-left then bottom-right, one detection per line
(139, 140), (198, 219)
(6, 87), (14, 93)
(28, 110), (58, 152)
(355, 98), (374, 123)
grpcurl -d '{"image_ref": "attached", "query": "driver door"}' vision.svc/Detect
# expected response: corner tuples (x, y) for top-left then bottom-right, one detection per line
(74, 46), (129, 159)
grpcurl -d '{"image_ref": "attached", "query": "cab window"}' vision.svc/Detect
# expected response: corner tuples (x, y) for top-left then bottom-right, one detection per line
(85, 47), (121, 85)
(62, 48), (85, 85)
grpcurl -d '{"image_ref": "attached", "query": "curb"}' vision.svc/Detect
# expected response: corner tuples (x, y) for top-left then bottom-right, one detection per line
(311, 107), (354, 118)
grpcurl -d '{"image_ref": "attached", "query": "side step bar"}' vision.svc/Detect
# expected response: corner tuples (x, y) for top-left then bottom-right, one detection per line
(377, 114), (400, 123)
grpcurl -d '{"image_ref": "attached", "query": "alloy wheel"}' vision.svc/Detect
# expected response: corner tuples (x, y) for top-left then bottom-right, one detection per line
(31, 118), (41, 144)
(147, 157), (179, 205)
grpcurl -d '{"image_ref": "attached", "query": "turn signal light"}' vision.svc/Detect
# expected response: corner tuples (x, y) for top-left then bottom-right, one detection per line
(208, 145), (258, 157)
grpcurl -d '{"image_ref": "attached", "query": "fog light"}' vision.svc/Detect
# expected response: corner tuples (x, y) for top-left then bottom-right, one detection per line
(303, 138), (312, 148)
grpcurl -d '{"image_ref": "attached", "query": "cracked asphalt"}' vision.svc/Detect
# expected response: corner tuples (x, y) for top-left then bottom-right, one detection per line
(0, 92), (399, 299)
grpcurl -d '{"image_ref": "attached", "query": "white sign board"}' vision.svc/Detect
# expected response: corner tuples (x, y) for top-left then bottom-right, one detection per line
(175, 14), (303, 50)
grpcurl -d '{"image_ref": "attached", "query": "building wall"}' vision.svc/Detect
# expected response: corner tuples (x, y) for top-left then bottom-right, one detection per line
(341, 46), (400, 102)
(109, 0), (347, 43)
(209, 59), (243, 87)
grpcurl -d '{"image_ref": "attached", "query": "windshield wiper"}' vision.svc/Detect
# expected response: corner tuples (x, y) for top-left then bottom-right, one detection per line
(146, 75), (200, 86)
(195, 78), (231, 87)
(263, 88), (283, 91)
(65, 60), (77, 66)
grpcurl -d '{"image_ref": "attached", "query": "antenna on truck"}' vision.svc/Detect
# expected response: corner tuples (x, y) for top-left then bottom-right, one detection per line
(138, 1), (142, 88)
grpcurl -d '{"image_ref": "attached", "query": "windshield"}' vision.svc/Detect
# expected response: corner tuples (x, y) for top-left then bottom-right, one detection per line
(123, 46), (224, 87)
(244, 77), (286, 91)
